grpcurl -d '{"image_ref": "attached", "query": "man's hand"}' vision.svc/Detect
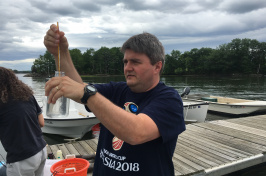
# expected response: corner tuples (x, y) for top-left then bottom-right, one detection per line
(43, 24), (69, 56)
(45, 76), (84, 104)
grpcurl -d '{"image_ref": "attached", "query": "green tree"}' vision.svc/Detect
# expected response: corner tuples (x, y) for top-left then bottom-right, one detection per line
(109, 47), (124, 75)
(82, 48), (95, 74)
(32, 51), (55, 76)
(31, 38), (266, 76)
(69, 49), (83, 73)
(258, 42), (266, 74)
(163, 50), (180, 75)
(92, 47), (111, 74)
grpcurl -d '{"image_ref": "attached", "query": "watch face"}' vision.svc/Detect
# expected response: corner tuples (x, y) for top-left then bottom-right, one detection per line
(87, 85), (96, 92)
(81, 84), (97, 104)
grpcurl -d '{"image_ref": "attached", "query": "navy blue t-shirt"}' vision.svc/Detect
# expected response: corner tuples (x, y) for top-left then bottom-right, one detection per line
(92, 82), (185, 176)
(0, 96), (46, 163)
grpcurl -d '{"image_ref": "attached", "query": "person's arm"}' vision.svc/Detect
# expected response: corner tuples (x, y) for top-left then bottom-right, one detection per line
(44, 24), (83, 83)
(86, 93), (160, 145)
(38, 114), (44, 128)
(45, 78), (160, 145)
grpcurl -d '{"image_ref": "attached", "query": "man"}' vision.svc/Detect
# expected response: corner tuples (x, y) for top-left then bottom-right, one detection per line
(44, 24), (185, 175)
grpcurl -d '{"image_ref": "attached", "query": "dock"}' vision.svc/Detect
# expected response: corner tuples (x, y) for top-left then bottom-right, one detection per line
(47, 114), (266, 175)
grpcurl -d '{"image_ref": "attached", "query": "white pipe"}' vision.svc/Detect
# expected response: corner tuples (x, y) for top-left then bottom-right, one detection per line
(199, 153), (266, 176)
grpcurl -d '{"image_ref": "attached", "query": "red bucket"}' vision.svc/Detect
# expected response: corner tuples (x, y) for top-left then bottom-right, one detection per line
(50, 158), (90, 176)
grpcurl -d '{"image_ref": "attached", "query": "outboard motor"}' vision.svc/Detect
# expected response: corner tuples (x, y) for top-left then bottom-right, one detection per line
(180, 87), (190, 97)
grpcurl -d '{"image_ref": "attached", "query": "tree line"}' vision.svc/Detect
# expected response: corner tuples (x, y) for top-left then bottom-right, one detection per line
(32, 38), (266, 76)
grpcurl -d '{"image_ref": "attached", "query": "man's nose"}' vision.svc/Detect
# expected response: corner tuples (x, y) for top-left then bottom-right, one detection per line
(124, 62), (133, 71)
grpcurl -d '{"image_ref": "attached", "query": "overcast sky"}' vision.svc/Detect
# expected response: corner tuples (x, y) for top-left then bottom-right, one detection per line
(1, 0), (266, 71)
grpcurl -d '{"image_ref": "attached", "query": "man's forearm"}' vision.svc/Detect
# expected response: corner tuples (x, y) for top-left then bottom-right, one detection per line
(55, 50), (83, 84)
(86, 93), (160, 145)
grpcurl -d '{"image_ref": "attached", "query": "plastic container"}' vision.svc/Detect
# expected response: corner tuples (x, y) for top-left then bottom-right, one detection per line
(46, 71), (70, 118)
(50, 158), (90, 176)
(48, 152), (55, 159)
(57, 150), (63, 159)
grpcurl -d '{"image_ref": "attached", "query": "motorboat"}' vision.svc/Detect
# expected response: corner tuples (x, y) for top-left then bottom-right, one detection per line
(182, 90), (266, 115)
(183, 101), (209, 123)
(181, 87), (209, 123)
(41, 98), (100, 139)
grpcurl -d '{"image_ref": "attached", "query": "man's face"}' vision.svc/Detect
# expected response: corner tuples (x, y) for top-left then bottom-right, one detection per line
(123, 49), (161, 93)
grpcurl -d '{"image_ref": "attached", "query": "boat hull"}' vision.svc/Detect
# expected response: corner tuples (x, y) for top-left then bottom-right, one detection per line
(183, 101), (209, 123)
(42, 117), (100, 138)
(208, 101), (266, 115)
(183, 95), (266, 115)
(41, 99), (100, 139)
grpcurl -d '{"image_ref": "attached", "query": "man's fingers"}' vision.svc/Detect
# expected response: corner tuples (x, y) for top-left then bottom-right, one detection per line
(59, 31), (65, 37)
(50, 24), (58, 33)
(45, 29), (59, 43)
(45, 77), (61, 96)
(49, 88), (64, 104)
(46, 83), (62, 104)
(44, 38), (58, 48)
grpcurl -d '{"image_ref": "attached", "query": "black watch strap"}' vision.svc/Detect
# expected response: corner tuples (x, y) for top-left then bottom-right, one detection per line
(81, 84), (97, 104)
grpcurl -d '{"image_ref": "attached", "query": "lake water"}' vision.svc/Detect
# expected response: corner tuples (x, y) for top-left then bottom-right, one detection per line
(17, 74), (266, 128)
(13, 74), (266, 143)
(1, 74), (266, 175)
(20, 74), (266, 101)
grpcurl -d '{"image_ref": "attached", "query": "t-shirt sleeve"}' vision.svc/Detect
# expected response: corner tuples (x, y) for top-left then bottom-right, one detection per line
(84, 82), (114, 112)
(32, 96), (42, 115)
(140, 89), (185, 143)
(84, 82), (124, 112)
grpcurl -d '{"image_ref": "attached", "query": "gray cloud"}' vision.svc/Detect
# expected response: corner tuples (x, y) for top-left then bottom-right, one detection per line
(219, 0), (266, 14)
(74, 1), (101, 12)
(0, 0), (266, 71)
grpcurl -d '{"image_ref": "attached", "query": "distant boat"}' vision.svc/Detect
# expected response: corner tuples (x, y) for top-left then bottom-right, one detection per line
(183, 94), (266, 115)
(41, 99), (100, 139)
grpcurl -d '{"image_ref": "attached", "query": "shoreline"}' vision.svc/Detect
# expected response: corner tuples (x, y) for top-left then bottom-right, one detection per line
(22, 72), (265, 78)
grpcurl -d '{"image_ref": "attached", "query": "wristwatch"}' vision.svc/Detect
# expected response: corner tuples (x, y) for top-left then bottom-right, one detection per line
(81, 84), (97, 104)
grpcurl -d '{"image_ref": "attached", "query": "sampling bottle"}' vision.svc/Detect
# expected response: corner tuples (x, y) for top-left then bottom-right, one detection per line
(46, 71), (70, 118)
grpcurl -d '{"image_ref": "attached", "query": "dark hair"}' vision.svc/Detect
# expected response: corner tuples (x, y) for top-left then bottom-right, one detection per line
(0, 67), (33, 103)
(121, 32), (165, 74)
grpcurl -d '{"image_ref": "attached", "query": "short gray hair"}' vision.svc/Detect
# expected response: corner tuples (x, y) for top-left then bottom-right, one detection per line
(121, 32), (165, 74)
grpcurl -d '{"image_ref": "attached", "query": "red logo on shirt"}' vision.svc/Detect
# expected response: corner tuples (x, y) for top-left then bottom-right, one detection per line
(112, 136), (124, 151)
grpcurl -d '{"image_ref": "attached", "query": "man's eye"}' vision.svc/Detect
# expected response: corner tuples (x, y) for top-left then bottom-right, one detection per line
(132, 61), (140, 65)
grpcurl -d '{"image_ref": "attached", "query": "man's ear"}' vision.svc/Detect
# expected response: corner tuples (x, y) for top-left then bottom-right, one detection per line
(155, 61), (162, 73)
